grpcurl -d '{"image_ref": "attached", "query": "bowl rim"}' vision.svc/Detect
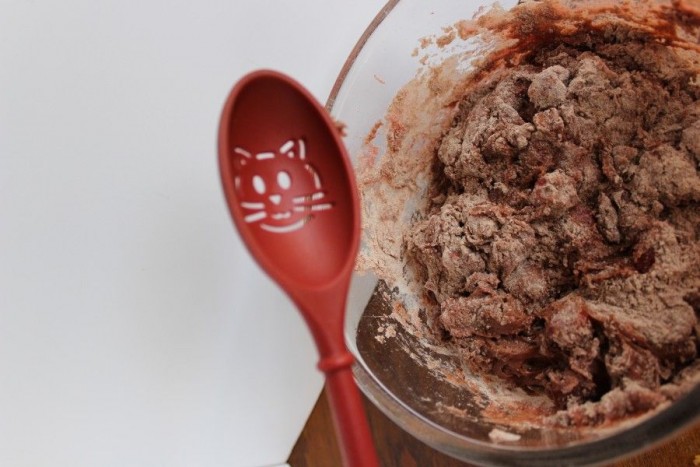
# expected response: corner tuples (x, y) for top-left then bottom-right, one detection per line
(325, 0), (399, 112)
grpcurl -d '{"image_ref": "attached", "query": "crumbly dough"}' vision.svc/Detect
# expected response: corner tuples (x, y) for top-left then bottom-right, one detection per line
(405, 30), (700, 425)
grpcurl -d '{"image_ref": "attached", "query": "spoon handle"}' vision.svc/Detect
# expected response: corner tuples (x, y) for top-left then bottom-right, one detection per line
(323, 362), (379, 467)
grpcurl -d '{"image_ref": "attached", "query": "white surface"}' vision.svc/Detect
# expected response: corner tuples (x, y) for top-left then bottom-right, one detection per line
(0, 1), (382, 466)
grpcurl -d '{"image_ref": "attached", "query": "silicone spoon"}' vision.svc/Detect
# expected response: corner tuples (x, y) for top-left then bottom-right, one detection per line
(217, 70), (378, 467)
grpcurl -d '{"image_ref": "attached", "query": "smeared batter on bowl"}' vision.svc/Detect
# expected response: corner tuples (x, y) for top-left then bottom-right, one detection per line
(358, 0), (700, 428)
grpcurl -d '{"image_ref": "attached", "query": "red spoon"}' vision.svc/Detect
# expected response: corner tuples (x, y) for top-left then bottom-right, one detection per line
(218, 70), (378, 467)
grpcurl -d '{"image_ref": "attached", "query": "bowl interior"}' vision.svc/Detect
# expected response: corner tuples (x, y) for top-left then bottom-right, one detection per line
(332, 1), (700, 465)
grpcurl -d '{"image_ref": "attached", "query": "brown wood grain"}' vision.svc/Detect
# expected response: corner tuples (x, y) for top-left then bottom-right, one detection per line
(288, 388), (700, 467)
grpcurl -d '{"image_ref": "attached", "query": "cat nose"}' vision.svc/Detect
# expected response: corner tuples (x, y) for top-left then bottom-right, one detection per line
(269, 194), (282, 205)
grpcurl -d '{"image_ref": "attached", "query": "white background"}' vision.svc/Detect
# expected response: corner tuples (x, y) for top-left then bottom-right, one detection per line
(0, 1), (382, 466)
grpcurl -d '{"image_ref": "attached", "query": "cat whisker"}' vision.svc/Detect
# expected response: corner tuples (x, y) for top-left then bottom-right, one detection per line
(293, 203), (334, 212)
(244, 211), (267, 223)
(292, 191), (325, 203)
(241, 202), (265, 210)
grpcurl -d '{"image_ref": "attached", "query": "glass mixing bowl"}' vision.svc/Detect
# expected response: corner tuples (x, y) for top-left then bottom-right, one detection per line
(329, 0), (700, 465)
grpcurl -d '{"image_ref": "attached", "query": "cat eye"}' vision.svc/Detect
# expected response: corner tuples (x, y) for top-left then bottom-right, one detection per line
(252, 175), (266, 194)
(277, 171), (291, 190)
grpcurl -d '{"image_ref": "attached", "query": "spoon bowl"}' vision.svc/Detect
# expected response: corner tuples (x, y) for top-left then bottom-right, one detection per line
(219, 71), (357, 288)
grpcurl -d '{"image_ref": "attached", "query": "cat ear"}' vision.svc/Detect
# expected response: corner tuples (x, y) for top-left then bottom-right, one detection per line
(279, 138), (306, 160)
(233, 147), (251, 170)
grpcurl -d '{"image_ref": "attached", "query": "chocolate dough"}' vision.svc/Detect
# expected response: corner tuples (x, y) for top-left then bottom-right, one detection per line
(405, 32), (700, 425)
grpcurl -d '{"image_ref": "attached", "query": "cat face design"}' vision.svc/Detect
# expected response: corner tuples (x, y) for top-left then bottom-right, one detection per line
(233, 139), (332, 233)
